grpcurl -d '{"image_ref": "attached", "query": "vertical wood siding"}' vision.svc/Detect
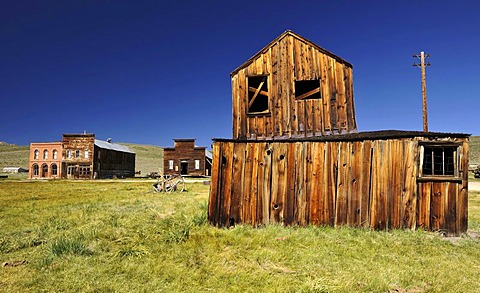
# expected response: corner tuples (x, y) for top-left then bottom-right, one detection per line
(208, 138), (468, 236)
(232, 34), (357, 140)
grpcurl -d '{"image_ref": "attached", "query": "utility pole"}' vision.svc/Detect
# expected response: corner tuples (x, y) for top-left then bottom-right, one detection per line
(413, 51), (430, 132)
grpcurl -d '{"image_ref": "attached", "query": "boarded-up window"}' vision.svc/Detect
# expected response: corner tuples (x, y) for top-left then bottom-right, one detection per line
(67, 150), (72, 159)
(421, 145), (458, 176)
(247, 75), (269, 114)
(169, 160), (174, 170)
(295, 79), (321, 100)
(195, 159), (200, 170)
(84, 150), (89, 158)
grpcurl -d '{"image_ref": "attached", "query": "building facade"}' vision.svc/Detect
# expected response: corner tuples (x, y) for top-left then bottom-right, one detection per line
(29, 134), (136, 179)
(29, 142), (63, 179)
(163, 139), (211, 176)
(208, 31), (469, 236)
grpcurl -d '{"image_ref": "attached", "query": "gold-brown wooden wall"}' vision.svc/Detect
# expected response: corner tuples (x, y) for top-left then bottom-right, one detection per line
(208, 138), (468, 236)
(231, 34), (357, 140)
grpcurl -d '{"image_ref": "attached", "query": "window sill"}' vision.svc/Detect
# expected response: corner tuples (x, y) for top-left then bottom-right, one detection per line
(417, 176), (462, 183)
(247, 111), (271, 117)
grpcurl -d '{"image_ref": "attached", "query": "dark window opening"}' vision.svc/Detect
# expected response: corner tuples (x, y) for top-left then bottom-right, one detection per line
(295, 79), (321, 100)
(247, 76), (269, 114)
(181, 162), (188, 175)
(51, 164), (58, 176)
(41, 164), (48, 177)
(422, 146), (457, 176)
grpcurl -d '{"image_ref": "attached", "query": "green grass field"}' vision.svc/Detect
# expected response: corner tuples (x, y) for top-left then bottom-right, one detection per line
(1, 180), (480, 292)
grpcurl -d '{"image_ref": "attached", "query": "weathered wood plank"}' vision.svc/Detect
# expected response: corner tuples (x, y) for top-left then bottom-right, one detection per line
(249, 143), (260, 226)
(294, 142), (307, 225)
(238, 71), (247, 139)
(325, 142), (338, 225)
(271, 42), (282, 138)
(230, 143), (246, 225)
(335, 142), (349, 226)
(360, 140), (372, 227)
(402, 140), (417, 229)
(309, 142), (322, 224)
(232, 75), (239, 139)
(219, 142), (234, 227)
(285, 142), (297, 225)
(270, 143), (287, 223)
(335, 63), (347, 131)
(458, 142), (468, 233)
(349, 141), (362, 226)
(446, 181), (458, 236)
(431, 182), (446, 232)
(417, 182), (431, 230)
(243, 143), (254, 224)
(321, 55), (331, 132)
(328, 58), (338, 131)
(344, 66), (356, 131)
(208, 142), (222, 226)
(261, 143), (272, 224)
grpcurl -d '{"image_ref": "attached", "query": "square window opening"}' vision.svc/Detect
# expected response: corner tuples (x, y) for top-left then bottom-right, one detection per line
(295, 79), (321, 100)
(247, 75), (269, 114)
(421, 145), (458, 177)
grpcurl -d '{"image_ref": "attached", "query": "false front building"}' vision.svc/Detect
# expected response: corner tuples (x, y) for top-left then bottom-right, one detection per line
(163, 139), (212, 176)
(208, 30), (469, 236)
(29, 134), (135, 179)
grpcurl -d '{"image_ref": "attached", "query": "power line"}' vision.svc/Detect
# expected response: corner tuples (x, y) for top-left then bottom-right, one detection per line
(413, 51), (430, 132)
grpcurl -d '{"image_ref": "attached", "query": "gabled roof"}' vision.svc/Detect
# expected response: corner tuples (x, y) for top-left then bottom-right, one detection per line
(231, 30), (352, 76)
(94, 139), (134, 154)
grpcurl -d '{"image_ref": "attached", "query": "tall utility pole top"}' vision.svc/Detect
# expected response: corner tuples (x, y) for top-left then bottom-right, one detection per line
(413, 51), (430, 132)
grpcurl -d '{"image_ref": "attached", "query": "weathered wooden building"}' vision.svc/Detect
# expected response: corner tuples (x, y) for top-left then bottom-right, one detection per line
(29, 134), (136, 179)
(163, 139), (211, 176)
(62, 134), (135, 179)
(208, 31), (469, 236)
(231, 30), (356, 140)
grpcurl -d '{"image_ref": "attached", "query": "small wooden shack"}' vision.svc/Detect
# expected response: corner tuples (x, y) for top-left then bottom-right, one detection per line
(208, 31), (469, 236)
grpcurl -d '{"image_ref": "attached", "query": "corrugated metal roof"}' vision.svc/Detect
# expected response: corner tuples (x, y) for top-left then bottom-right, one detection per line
(94, 139), (135, 154)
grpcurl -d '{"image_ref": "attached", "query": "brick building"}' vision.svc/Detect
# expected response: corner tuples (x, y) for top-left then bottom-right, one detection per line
(29, 134), (136, 179)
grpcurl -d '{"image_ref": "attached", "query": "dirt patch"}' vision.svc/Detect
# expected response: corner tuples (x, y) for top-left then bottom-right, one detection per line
(469, 181), (480, 191)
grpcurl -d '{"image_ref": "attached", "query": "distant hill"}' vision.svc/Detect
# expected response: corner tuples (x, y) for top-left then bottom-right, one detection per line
(121, 143), (163, 175)
(0, 143), (30, 169)
(0, 142), (163, 176)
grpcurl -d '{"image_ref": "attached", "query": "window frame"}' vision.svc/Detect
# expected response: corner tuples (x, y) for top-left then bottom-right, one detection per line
(294, 79), (322, 100)
(418, 143), (461, 181)
(246, 74), (270, 115)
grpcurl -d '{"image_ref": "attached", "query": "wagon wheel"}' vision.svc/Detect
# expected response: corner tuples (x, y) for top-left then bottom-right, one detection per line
(175, 176), (185, 192)
(165, 179), (176, 193)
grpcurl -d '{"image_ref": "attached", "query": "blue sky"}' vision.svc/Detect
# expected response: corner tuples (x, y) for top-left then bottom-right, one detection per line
(1, 0), (479, 148)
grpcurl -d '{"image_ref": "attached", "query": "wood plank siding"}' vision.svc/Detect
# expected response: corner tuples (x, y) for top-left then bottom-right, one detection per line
(163, 139), (208, 176)
(208, 132), (469, 236)
(231, 30), (357, 140)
